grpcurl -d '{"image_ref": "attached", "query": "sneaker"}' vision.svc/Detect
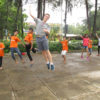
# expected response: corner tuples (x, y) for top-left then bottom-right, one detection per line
(46, 63), (50, 69)
(22, 59), (25, 63)
(30, 64), (33, 67)
(81, 55), (83, 59)
(87, 57), (89, 61)
(30, 61), (34, 67)
(51, 64), (55, 71)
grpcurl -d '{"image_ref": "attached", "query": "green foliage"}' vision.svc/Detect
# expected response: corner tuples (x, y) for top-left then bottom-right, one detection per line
(83, 9), (100, 32)
(3, 40), (10, 53)
(68, 24), (84, 34)
(92, 46), (98, 50)
(49, 41), (62, 52)
(0, 0), (27, 39)
(2, 39), (98, 54)
(93, 40), (98, 45)
(49, 24), (60, 41)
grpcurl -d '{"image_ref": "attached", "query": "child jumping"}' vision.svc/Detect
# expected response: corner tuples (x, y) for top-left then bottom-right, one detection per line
(58, 36), (70, 64)
(10, 30), (25, 64)
(0, 42), (5, 70)
(24, 28), (36, 66)
(88, 37), (93, 57)
(80, 34), (89, 60)
(96, 33), (100, 56)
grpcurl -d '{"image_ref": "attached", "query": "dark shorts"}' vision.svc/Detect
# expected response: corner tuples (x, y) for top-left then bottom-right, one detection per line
(83, 46), (88, 49)
(36, 36), (49, 52)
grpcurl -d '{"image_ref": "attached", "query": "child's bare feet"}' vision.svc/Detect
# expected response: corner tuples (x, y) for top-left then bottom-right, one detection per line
(15, 60), (18, 64)
(64, 61), (66, 64)
(97, 54), (100, 56)
(0, 67), (3, 70)
(22, 59), (25, 63)
(30, 61), (34, 67)
(31, 61), (34, 64)
(81, 55), (83, 59)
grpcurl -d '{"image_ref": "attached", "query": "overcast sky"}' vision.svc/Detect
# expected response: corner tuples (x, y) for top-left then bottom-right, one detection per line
(23, 0), (100, 25)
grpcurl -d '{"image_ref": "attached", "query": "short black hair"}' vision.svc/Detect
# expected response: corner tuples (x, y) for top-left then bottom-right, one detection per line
(63, 36), (66, 38)
(84, 34), (88, 38)
(29, 28), (33, 31)
(14, 30), (18, 33)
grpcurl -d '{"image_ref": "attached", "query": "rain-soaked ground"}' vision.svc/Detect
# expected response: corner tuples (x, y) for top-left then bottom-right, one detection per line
(0, 52), (100, 100)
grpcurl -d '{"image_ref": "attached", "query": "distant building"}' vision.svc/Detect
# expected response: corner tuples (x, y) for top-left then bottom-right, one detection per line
(66, 34), (79, 38)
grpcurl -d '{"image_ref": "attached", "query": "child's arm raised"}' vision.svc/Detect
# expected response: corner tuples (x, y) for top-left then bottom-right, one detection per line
(80, 35), (83, 39)
(57, 35), (62, 42)
(8, 34), (11, 39)
(96, 33), (99, 39)
(68, 37), (70, 41)
(30, 40), (34, 50)
(20, 41), (25, 48)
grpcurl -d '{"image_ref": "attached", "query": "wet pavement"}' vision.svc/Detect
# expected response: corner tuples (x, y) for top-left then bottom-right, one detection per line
(0, 52), (100, 100)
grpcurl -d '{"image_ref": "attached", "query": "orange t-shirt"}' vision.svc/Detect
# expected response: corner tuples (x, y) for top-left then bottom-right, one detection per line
(0, 43), (5, 56)
(88, 39), (93, 48)
(60, 40), (68, 51)
(10, 36), (21, 48)
(46, 35), (49, 39)
(24, 33), (33, 43)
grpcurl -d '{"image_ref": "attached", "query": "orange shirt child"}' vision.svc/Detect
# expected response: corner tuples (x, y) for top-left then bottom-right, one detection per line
(0, 43), (5, 57)
(24, 32), (33, 44)
(88, 39), (93, 48)
(60, 40), (68, 52)
(10, 36), (21, 48)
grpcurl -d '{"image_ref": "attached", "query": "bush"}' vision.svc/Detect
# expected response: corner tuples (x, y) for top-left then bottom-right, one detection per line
(49, 41), (62, 52)
(2, 40), (98, 54)
(93, 40), (98, 45)
(3, 41), (10, 53)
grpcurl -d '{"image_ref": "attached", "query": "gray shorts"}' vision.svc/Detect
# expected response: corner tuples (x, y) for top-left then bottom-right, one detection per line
(36, 36), (49, 51)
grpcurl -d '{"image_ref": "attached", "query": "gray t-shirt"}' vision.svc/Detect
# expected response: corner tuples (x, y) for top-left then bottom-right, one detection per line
(34, 18), (50, 36)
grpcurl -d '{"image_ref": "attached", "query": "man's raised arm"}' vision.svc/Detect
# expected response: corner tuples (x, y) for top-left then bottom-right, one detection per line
(29, 5), (35, 20)
(30, 12), (35, 19)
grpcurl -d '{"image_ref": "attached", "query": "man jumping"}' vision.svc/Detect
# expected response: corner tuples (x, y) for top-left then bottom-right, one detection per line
(30, 12), (55, 71)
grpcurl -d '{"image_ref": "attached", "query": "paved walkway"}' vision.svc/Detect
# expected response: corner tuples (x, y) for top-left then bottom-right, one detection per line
(0, 52), (100, 100)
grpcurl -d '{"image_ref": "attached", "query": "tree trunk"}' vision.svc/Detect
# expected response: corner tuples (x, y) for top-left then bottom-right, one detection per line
(42, 0), (46, 19)
(0, 30), (3, 40)
(92, 0), (98, 35)
(5, 0), (9, 39)
(14, 0), (21, 30)
(21, 0), (24, 37)
(0, 12), (3, 40)
(64, 0), (68, 37)
(37, 0), (43, 19)
(85, 0), (91, 34)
